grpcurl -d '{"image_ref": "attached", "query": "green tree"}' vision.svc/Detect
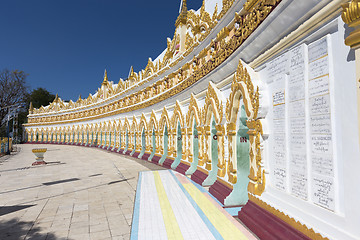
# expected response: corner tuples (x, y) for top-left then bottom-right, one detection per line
(28, 87), (56, 109)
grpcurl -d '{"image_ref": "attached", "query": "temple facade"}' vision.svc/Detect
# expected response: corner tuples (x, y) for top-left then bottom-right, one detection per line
(24, 0), (360, 239)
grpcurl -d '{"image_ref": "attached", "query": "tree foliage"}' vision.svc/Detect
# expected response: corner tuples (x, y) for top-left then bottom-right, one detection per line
(28, 88), (55, 109)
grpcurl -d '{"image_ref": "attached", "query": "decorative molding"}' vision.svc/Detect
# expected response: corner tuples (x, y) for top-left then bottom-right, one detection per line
(26, 0), (281, 127)
(342, 0), (360, 48)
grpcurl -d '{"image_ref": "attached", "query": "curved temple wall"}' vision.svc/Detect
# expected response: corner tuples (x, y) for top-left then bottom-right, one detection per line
(24, 0), (360, 239)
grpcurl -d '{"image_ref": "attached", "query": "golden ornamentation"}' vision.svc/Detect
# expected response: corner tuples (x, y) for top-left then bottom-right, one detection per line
(171, 101), (185, 128)
(175, 0), (187, 27)
(243, 0), (261, 12)
(204, 82), (224, 124)
(224, 60), (264, 193)
(342, 0), (360, 48)
(26, 1), (281, 189)
(186, 94), (201, 126)
(249, 195), (329, 240)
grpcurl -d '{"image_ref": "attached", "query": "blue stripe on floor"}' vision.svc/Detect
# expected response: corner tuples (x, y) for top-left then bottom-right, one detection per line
(130, 171), (142, 240)
(169, 170), (224, 240)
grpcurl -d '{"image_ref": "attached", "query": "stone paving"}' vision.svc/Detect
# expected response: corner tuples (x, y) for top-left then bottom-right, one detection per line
(0, 144), (164, 240)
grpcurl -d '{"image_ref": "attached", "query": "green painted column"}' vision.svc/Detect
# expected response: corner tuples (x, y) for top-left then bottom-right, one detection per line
(225, 105), (250, 206)
(138, 129), (146, 158)
(171, 122), (183, 169)
(159, 126), (168, 165)
(186, 122), (199, 175)
(203, 119), (218, 186)
(148, 129), (156, 161)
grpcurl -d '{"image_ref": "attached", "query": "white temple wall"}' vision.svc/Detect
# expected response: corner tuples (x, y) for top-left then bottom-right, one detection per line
(257, 16), (360, 239)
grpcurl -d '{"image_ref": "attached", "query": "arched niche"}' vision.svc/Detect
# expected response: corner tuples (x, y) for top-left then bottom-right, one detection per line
(225, 60), (264, 196)
(116, 120), (122, 152)
(171, 101), (185, 169)
(130, 116), (138, 156)
(122, 117), (131, 154)
(202, 81), (226, 181)
(186, 94), (202, 174)
(138, 114), (148, 158)
(159, 107), (170, 165)
(148, 110), (158, 161)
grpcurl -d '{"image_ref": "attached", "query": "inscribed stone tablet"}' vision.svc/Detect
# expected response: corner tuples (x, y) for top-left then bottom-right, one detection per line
(274, 119), (286, 133)
(289, 117), (306, 135)
(312, 154), (333, 177)
(289, 71), (305, 102)
(289, 100), (305, 118)
(309, 75), (329, 97)
(290, 152), (307, 171)
(308, 37), (328, 62)
(310, 115), (332, 134)
(309, 56), (329, 80)
(267, 53), (288, 83)
(290, 134), (306, 152)
(311, 134), (333, 155)
(290, 169), (308, 200)
(312, 174), (335, 211)
(273, 167), (286, 190)
(273, 104), (285, 120)
(310, 94), (331, 115)
(273, 90), (285, 105)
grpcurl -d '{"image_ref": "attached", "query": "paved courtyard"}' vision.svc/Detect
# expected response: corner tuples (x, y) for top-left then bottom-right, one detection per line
(0, 144), (164, 240)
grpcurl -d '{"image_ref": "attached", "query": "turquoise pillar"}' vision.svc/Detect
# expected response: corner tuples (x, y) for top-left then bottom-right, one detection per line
(159, 125), (169, 165)
(138, 129), (146, 158)
(186, 121), (199, 175)
(225, 105), (250, 205)
(148, 129), (156, 161)
(171, 122), (182, 169)
(203, 118), (218, 186)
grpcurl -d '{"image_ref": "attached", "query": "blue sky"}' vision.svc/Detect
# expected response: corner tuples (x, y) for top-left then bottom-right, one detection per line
(0, 0), (203, 102)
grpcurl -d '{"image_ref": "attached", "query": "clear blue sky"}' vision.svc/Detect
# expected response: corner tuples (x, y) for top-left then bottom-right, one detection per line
(0, 0), (203, 102)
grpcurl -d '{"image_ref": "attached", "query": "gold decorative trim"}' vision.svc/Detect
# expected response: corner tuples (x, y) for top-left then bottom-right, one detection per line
(342, 0), (360, 48)
(249, 194), (329, 240)
(342, 0), (360, 27)
(26, 0), (281, 127)
(225, 60), (264, 195)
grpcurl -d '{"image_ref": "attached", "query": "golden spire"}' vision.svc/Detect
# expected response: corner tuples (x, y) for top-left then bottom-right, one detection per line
(102, 69), (108, 85)
(29, 102), (33, 114)
(128, 66), (134, 79)
(54, 93), (59, 102)
(175, 0), (187, 27)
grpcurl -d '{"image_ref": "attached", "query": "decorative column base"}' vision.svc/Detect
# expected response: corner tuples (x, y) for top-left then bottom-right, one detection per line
(32, 160), (47, 166)
(209, 179), (233, 205)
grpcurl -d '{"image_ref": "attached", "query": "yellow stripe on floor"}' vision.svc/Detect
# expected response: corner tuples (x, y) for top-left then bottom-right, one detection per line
(183, 183), (248, 240)
(153, 171), (184, 240)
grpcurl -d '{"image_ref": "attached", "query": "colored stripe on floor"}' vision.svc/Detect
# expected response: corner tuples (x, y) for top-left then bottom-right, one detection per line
(131, 170), (256, 240)
(153, 171), (184, 240)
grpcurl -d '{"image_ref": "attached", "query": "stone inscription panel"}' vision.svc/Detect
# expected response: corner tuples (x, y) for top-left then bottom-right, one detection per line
(266, 36), (336, 210)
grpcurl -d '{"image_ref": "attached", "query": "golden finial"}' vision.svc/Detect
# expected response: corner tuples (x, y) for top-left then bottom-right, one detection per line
(128, 66), (134, 79)
(54, 93), (59, 102)
(175, 0), (187, 27)
(102, 69), (108, 85)
(29, 102), (34, 114)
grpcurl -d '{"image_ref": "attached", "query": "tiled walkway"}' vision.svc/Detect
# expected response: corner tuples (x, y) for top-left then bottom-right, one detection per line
(131, 170), (256, 240)
(0, 144), (164, 240)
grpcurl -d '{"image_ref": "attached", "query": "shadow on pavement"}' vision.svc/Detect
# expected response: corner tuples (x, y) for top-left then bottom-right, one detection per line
(0, 218), (68, 240)
(0, 205), (35, 217)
